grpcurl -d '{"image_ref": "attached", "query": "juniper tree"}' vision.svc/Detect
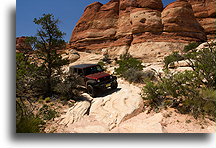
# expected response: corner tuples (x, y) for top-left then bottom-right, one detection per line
(27, 14), (69, 96)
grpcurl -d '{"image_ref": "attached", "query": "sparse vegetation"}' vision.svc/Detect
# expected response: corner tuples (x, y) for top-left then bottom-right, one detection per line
(164, 51), (184, 69)
(183, 42), (201, 52)
(16, 98), (45, 133)
(26, 13), (69, 97)
(38, 104), (57, 121)
(16, 14), (78, 133)
(54, 74), (79, 101)
(114, 53), (152, 83)
(142, 42), (216, 119)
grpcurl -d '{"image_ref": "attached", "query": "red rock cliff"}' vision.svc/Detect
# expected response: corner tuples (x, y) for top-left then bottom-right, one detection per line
(188, 0), (216, 40)
(68, 0), (213, 61)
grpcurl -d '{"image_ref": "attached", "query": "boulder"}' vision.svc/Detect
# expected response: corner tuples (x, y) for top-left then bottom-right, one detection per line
(60, 100), (91, 125)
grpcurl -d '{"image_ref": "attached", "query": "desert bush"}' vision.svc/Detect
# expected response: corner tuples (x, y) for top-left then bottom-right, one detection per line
(16, 98), (45, 133)
(38, 104), (57, 121)
(142, 71), (216, 118)
(142, 81), (165, 107)
(123, 68), (155, 83)
(183, 42), (201, 52)
(142, 43), (216, 118)
(54, 74), (79, 101)
(115, 53), (145, 83)
(184, 46), (216, 89)
(164, 52), (184, 69)
(16, 114), (44, 133)
(115, 53), (143, 75)
(142, 71), (197, 107)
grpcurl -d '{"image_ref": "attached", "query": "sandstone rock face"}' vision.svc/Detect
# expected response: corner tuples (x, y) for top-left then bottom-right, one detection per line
(128, 41), (187, 62)
(69, 0), (209, 60)
(188, 0), (216, 40)
(161, 0), (206, 41)
(70, 1), (119, 51)
(130, 8), (163, 34)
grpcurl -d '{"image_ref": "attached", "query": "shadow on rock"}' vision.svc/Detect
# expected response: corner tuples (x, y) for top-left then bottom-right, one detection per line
(96, 88), (122, 98)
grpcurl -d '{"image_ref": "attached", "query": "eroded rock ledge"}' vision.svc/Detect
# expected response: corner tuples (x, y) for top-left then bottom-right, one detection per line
(68, 0), (215, 61)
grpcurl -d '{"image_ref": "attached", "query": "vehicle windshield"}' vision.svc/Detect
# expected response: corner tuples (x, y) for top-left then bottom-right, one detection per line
(84, 65), (103, 75)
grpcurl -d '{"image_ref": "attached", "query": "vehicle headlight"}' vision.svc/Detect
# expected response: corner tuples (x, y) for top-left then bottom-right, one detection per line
(97, 79), (100, 82)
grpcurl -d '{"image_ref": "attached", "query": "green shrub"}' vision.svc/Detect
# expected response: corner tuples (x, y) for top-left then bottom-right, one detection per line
(184, 47), (216, 89)
(115, 53), (143, 75)
(123, 68), (155, 83)
(143, 71), (197, 107)
(54, 74), (79, 101)
(16, 98), (45, 133)
(142, 71), (216, 118)
(142, 81), (165, 107)
(142, 43), (216, 119)
(183, 42), (201, 52)
(38, 104), (57, 121)
(16, 115), (45, 133)
(44, 97), (51, 103)
(164, 52), (184, 69)
(115, 53), (145, 83)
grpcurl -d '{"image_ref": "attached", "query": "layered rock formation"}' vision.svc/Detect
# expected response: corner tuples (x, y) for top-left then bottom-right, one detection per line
(69, 0), (214, 62)
(188, 0), (216, 40)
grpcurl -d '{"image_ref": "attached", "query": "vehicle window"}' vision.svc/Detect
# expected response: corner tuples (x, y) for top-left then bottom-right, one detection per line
(84, 65), (103, 75)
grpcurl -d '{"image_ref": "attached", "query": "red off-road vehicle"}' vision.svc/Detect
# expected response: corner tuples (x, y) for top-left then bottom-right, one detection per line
(69, 64), (118, 97)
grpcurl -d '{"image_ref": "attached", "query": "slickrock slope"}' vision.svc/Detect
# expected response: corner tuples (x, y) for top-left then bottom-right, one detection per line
(188, 0), (216, 40)
(53, 78), (144, 133)
(68, 0), (211, 62)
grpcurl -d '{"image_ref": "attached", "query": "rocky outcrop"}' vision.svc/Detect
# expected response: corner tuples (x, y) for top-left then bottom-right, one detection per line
(162, 0), (206, 41)
(16, 36), (32, 52)
(188, 0), (216, 40)
(128, 41), (187, 62)
(60, 100), (91, 125)
(69, 0), (210, 61)
(59, 78), (144, 132)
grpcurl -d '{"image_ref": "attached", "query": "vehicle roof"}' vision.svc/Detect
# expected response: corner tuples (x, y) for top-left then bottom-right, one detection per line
(71, 64), (98, 69)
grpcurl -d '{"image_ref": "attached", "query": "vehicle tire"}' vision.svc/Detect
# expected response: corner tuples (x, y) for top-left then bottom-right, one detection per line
(111, 80), (118, 89)
(87, 84), (96, 97)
